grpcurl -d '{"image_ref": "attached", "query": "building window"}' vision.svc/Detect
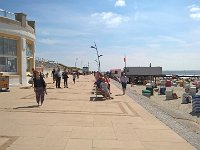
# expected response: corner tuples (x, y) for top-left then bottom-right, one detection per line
(26, 42), (33, 72)
(26, 43), (33, 57)
(0, 37), (17, 72)
(26, 58), (30, 72)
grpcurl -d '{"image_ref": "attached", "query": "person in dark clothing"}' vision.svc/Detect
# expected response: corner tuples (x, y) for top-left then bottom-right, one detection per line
(33, 71), (47, 106)
(96, 78), (102, 89)
(32, 68), (36, 78)
(72, 72), (76, 84)
(62, 69), (69, 88)
(55, 68), (61, 88)
(52, 69), (56, 83)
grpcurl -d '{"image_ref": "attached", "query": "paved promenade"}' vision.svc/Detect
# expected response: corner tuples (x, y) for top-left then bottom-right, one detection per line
(0, 75), (196, 150)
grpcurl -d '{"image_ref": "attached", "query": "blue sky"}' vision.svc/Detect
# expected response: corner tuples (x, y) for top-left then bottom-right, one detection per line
(1, 0), (200, 71)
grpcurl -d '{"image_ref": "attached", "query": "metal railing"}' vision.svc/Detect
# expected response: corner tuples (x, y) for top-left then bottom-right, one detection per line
(0, 9), (15, 20)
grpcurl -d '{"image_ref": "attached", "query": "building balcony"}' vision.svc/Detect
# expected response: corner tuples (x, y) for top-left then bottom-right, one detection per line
(0, 9), (35, 34)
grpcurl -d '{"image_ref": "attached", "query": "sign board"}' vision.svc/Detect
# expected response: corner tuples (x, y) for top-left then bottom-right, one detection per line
(0, 76), (9, 89)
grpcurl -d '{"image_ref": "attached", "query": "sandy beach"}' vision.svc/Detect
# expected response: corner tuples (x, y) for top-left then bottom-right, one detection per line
(125, 83), (200, 133)
(130, 85), (191, 111)
(128, 85), (200, 125)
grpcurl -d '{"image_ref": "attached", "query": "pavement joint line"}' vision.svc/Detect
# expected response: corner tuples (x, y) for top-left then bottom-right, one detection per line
(117, 102), (128, 114)
(45, 98), (88, 101)
(0, 136), (18, 150)
(92, 139), (94, 149)
(0, 108), (138, 117)
(56, 92), (80, 94)
(124, 101), (139, 117)
(111, 114), (118, 144)
(20, 94), (35, 99)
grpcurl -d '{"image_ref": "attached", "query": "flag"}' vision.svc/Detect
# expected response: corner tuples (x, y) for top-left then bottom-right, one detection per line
(124, 56), (126, 62)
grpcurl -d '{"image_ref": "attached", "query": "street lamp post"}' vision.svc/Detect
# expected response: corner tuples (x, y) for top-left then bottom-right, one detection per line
(94, 59), (98, 68)
(98, 54), (103, 71)
(91, 42), (103, 72)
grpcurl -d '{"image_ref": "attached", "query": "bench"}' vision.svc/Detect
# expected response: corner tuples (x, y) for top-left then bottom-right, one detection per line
(90, 86), (105, 101)
(90, 94), (104, 101)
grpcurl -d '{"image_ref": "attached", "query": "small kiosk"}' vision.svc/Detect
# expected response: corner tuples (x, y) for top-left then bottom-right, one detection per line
(0, 73), (9, 92)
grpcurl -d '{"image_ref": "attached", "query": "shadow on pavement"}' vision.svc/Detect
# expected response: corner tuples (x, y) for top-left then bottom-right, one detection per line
(115, 94), (124, 96)
(190, 112), (200, 118)
(13, 105), (39, 109)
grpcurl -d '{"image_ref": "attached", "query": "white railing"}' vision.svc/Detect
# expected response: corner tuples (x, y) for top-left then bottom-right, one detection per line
(0, 9), (15, 20)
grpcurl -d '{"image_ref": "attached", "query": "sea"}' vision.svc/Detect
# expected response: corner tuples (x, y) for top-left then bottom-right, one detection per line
(163, 70), (200, 76)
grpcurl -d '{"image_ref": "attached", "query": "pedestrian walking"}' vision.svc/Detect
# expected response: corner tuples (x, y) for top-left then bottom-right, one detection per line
(72, 72), (76, 84)
(120, 72), (128, 95)
(55, 68), (61, 88)
(51, 68), (56, 83)
(62, 68), (69, 88)
(33, 71), (47, 106)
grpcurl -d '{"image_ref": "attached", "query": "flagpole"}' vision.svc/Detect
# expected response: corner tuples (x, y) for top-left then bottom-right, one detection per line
(124, 55), (126, 75)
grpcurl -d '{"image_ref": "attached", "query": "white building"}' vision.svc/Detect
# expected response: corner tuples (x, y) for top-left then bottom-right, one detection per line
(0, 9), (36, 85)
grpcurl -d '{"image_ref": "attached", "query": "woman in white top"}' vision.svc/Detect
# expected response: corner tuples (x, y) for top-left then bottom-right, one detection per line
(120, 73), (128, 95)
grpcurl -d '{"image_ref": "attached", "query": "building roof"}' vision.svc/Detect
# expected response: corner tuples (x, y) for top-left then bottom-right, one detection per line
(125, 67), (162, 76)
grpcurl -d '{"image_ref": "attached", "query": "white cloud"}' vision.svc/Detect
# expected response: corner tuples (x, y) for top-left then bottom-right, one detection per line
(115, 0), (126, 7)
(91, 12), (129, 28)
(189, 5), (200, 20)
(189, 5), (200, 12)
(190, 13), (200, 20)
